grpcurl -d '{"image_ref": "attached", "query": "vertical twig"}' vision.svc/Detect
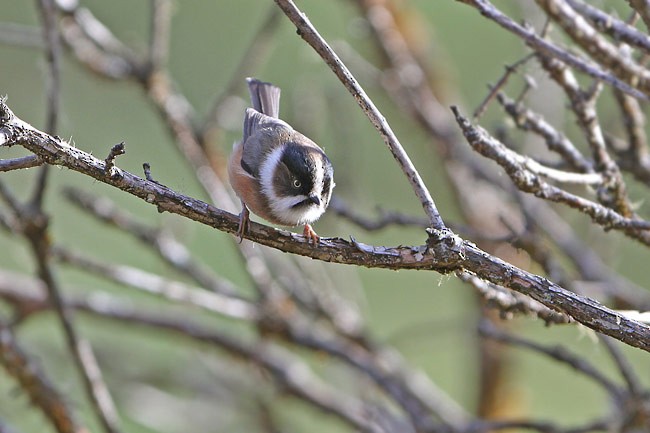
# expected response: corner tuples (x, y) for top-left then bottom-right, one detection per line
(30, 2), (123, 433)
(24, 223), (122, 433)
(148, 0), (172, 71)
(31, 0), (61, 208)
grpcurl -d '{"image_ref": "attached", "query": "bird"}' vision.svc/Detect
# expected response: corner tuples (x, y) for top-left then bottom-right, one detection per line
(228, 77), (334, 245)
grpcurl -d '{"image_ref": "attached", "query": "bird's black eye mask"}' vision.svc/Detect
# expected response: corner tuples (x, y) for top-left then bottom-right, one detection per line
(279, 143), (317, 195)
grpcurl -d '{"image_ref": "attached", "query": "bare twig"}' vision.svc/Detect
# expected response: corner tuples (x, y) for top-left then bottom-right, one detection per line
(36, 0), (61, 136)
(55, 0), (144, 78)
(23, 219), (122, 433)
(452, 106), (650, 237)
(103, 142), (125, 177)
(627, 0), (650, 31)
(52, 247), (258, 321)
(27, 3), (122, 432)
(0, 155), (43, 172)
(458, 271), (572, 325)
(612, 88), (650, 184)
(62, 186), (242, 297)
(536, 0), (650, 93)
(329, 197), (429, 231)
(0, 321), (82, 433)
(274, 0), (446, 230)
(147, 0), (172, 71)
(473, 53), (535, 119)
(496, 92), (593, 173)
(537, 54), (637, 221)
(566, 0), (650, 54)
(0, 276), (392, 433)
(457, 0), (649, 100)
(598, 336), (643, 397)
(478, 320), (623, 398)
(31, 0), (61, 208)
(466, 418), (610, 433)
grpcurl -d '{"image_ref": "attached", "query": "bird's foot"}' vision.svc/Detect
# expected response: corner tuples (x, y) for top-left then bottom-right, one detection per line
(237, 204), (251, 243)
(303, 224), (320, 245)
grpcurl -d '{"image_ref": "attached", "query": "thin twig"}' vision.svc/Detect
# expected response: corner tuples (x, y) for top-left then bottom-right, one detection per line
(274, 0), (446, 230)
(52, 246), (258, 321)
(0, 321), (82, 433)
(458, 271), (572, 325)
(0, 276), (391, 433)
(598, 336), (643, 397)
(536, 0), (650, 94)
(521, 197), (650, 309)
(467, 418), (610, 433)
(473, 53), (535, 119)
(479, 320), (623, 398)
(627, 0), (650, 31)
(537, 54), (638, 223)
(452, 107), (650, 237)
(31, 0), (61, 209)
(29, 3), (123, 431)
(457, 0), (649, 100)
(147, 0), (172, 71)
(329, 197), (429, 230)
(496, 92), (593, 173)
(566, 0), (650, 54)
(24, 220), (122, 433)
(103, 142), (125, 177)
(62, 186), (243, 297)
(0, 155), (43, 172)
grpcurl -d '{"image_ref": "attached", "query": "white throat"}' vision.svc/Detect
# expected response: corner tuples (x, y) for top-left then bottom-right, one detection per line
(259, 146), (326, 226)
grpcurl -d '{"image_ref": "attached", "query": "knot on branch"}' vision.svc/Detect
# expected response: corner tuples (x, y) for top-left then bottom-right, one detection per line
(143, 162), (162, 185)
(425, 227), (465, 272)
(104, 142), (125, 178)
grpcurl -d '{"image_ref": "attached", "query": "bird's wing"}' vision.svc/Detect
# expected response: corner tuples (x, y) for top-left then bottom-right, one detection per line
(241, 108), (292, 176)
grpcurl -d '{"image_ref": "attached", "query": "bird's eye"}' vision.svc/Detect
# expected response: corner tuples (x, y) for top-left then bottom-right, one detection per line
(292, 179), (301, 189)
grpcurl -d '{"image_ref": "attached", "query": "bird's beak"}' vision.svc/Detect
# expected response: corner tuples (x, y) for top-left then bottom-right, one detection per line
(308, 194), (321, 206)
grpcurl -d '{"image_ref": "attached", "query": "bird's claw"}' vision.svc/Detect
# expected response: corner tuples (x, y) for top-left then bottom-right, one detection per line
(303, 224), (320, 246)
(237, 205), (251, 243)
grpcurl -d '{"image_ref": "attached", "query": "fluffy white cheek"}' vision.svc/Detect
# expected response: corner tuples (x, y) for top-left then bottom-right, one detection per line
(258, 146), (326, 226)
(269, 196), (325, 226)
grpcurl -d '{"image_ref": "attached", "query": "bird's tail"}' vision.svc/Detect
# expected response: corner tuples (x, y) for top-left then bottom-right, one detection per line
(246, 77), (281, 118)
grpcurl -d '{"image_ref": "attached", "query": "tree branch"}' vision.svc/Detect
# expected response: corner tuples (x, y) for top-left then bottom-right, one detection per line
(2, 101), (650, 352)
(457, 0), (649, 100)
(273, 0), (446, 230)
(0, 321), (82, 433)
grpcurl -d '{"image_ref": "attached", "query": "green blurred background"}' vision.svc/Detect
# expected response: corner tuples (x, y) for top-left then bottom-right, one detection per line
(1, 1), (650, 432)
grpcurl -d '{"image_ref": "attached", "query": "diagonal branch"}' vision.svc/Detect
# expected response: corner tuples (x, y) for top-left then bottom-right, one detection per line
(273, 0), (446, 230)
(457, 0), (649, 100)
(451, 106), (650, 241)
(0, 321), (82, 433)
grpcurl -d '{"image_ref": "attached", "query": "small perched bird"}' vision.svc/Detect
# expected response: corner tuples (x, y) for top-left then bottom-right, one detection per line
(228, 78), (334, 244)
